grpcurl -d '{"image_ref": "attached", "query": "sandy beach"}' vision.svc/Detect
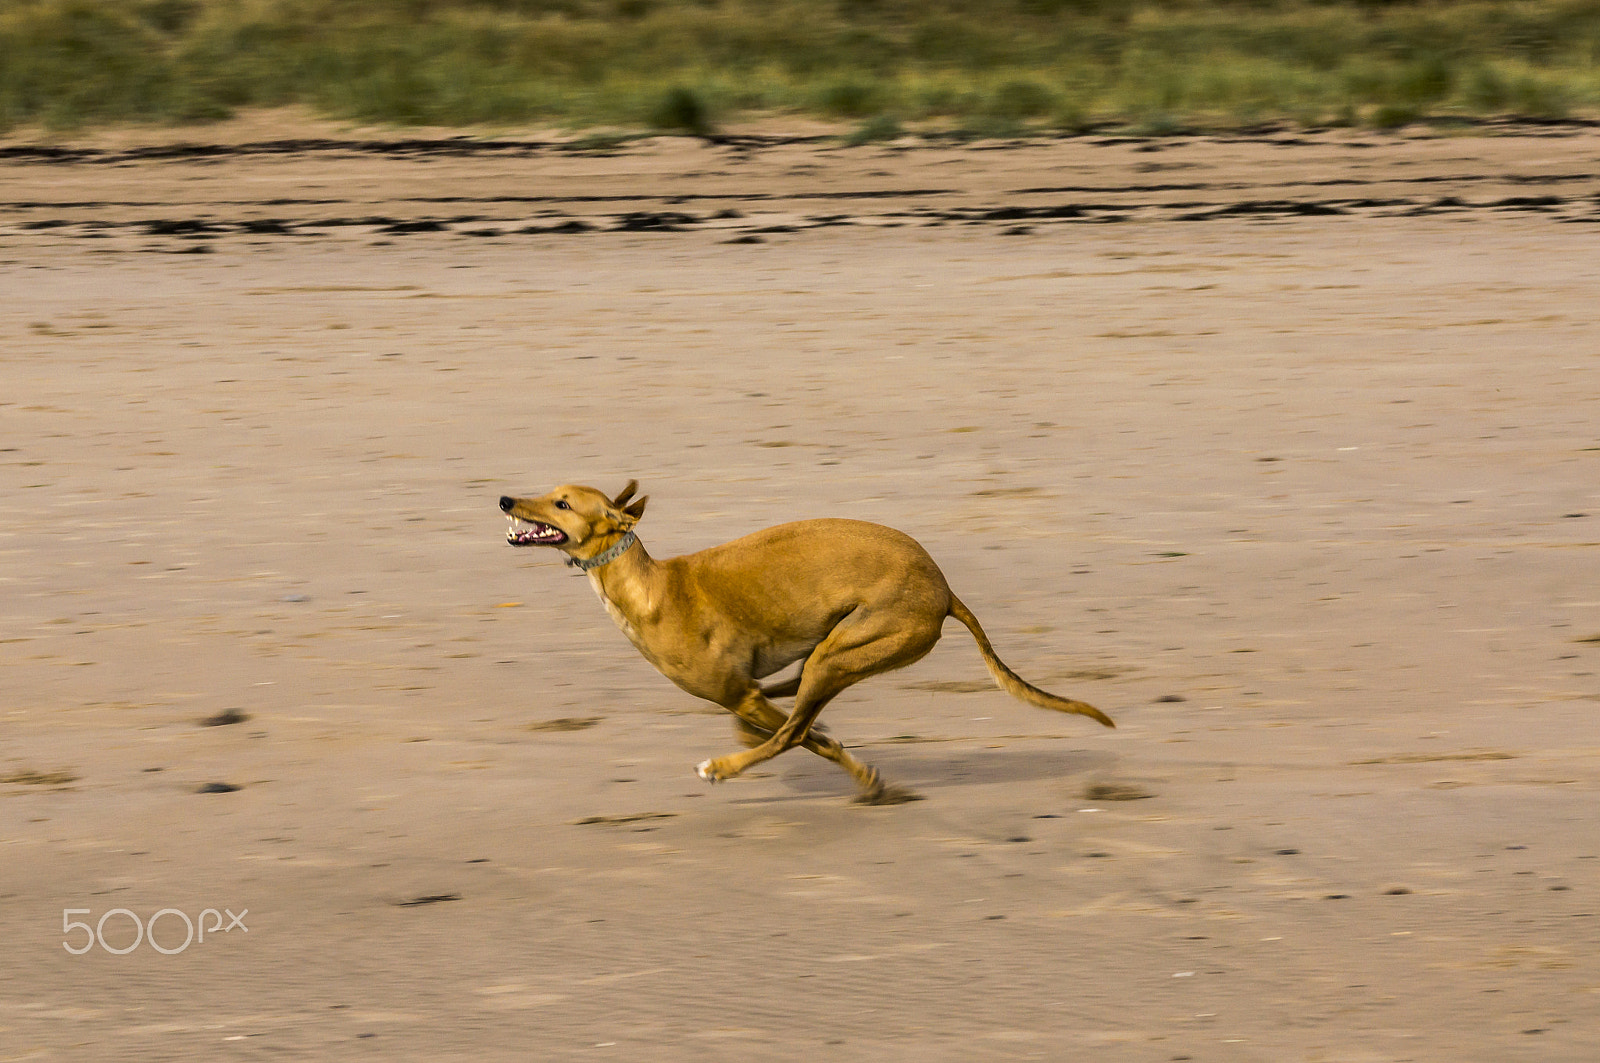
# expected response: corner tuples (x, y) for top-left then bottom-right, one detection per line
(2, 116), (1598, 1061)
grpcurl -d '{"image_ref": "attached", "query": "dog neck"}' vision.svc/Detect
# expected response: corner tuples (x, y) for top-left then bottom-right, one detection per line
(565, 529), (638, 571)
(582, 536), (660, 640)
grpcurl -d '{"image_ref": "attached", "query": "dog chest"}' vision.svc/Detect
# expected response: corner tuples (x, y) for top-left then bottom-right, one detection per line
(588, 574), (642, 642)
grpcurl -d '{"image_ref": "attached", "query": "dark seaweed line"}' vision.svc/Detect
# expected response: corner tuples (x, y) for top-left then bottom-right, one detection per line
(402, 188), (958, 206)
(0, 189), (958, 213)
(1011, 173), (1599, 196)
(4, 117), (1600, 168)
(7, 192), (1598, 245)
(0, 133), (829, 167)
(0, 138), (557, 164)
(9, 183), (1587, 216)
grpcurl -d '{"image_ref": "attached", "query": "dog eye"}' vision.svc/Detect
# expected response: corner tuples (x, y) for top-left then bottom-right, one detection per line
(554, 500), (570, 510)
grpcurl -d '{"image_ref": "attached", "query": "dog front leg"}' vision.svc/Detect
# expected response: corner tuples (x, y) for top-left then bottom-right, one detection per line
(697, 684), (839, 784)
(699, 685), (835, 780)
(699, 689), (802, 781)
(704, 691), (918, 803)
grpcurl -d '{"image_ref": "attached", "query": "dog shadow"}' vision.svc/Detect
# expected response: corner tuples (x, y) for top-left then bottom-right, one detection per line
(778, 744), (1115, 797)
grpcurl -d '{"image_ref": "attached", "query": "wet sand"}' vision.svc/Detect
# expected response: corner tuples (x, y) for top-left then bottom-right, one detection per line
(2, 116), (1598, 1061)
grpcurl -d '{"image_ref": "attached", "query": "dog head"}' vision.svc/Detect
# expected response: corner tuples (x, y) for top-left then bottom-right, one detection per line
(498, 480), (648, 556)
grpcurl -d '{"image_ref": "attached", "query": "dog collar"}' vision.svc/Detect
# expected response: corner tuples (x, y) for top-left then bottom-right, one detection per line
(566, 530), (638, 571)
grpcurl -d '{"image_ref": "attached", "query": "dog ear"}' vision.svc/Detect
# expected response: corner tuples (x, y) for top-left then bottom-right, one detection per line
(622, 495), (648, 523)
(612, 480), (639, 508)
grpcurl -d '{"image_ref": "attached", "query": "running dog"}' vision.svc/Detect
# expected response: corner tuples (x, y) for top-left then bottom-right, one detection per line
(500, 481), (1113, 803)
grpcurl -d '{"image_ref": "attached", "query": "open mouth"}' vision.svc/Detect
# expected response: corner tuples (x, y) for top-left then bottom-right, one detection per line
(506, 517), (568, 547)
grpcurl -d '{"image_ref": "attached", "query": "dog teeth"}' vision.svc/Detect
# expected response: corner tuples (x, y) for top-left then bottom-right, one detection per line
(504, 516), (565, 546)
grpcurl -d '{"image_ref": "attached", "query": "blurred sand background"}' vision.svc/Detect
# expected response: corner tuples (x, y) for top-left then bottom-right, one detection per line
(2, 116), (1598, 1061)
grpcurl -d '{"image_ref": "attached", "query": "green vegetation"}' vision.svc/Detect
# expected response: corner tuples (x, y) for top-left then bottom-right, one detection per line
(2, 0), (1598, 134)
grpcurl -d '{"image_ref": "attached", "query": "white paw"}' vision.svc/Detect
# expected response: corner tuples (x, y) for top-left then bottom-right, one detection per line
(696, 759), (717, 782)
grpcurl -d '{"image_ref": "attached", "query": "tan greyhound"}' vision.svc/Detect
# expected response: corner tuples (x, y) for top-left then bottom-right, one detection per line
(499, 481), (1113, 804)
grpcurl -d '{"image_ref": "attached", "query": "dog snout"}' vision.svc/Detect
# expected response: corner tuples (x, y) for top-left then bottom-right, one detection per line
(499, 496), (516, 512)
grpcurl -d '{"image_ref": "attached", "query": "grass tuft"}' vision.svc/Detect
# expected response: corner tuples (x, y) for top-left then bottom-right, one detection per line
(647, 85), (713, 135)
(843, 113), (903, 145)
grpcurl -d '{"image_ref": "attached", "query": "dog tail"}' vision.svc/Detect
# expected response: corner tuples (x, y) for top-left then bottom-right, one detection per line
(947, 595), (1115, 728)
